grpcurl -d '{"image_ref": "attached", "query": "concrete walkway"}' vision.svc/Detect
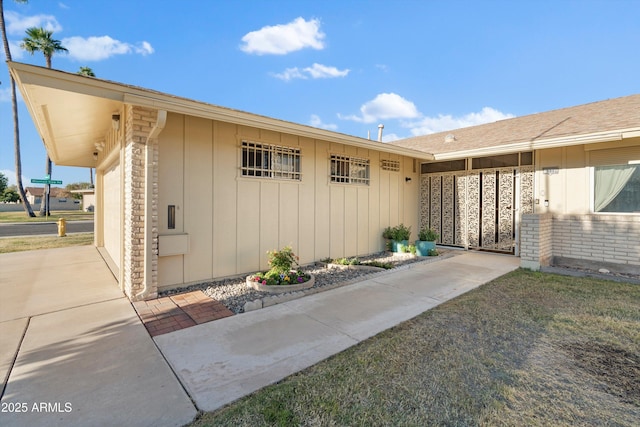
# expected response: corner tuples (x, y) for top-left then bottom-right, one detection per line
(155, 251), (520, 412)
(0, 246), (197, 427)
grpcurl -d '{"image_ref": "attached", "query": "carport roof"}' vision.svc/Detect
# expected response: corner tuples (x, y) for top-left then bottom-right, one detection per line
(392, 94), (640, 160)
(8, 61), (434, 167)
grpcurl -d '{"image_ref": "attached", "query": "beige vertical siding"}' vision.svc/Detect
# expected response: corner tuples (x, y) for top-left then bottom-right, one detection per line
(156, 113), (420, 289)
(536, 139), (640, 215)
(102, 159), (121, 270)
(158, 113), (185, 287)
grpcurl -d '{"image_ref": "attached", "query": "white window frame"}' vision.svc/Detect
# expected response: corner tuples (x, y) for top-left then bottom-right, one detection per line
(590, 162), (640, 214)
(240, 140), (301, 181)
(330, 154), (370, 185)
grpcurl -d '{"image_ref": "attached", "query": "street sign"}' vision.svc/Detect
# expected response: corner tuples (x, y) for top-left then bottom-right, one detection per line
(30, 178), (63, 185)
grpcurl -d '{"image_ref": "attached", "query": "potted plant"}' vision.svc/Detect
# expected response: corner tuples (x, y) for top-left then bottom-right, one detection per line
(382, 226), (393, 251)
(391, 224), (411, 252)
(416, 227), (438, 256)
(247, 246), (314, 293)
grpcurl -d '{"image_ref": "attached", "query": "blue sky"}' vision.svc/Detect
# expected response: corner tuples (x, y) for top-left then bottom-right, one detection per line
(1, 0), (639, 187)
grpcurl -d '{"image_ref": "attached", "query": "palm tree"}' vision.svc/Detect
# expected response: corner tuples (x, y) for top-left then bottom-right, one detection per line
(21, 27), (68, 215)
(0, 0), (35, 217)
(77, 66), (96, 186)
(77, 66), (95, 77)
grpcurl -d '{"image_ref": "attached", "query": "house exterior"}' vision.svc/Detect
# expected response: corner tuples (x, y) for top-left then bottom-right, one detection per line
(393, 96), (640, 273)
(9, 62), (432, 300)
(10, 61), (639, 301)
(25, 186), (79, 211)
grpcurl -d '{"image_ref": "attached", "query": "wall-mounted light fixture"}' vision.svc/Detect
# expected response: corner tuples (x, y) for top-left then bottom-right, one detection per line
(405, 177), (412, 183)
(112, 114), (120, 131)
(93, 152), (98, 161)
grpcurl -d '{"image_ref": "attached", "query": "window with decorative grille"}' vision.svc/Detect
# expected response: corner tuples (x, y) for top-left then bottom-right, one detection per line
(241, 141), (301, 180)
(330, 155), (370, 184)
(381, 159), (400, 171)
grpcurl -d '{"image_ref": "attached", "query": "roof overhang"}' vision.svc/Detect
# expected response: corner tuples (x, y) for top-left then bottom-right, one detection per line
(8, 62), (434, 166)
(430, 128), (640, 161)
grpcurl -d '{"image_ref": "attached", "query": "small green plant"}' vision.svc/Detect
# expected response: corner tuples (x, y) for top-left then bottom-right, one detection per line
(267, 246), (299, 274)
(428, 248), (439, 256)
(408, 244), (417, 255)
(382, 226), (394, 240)
(361, 260), (394, 269)
(418, 227), (439, 242)
(391, 224), (411, 241)
(333, 257), (361, 266)
(251, 246), (310, 285)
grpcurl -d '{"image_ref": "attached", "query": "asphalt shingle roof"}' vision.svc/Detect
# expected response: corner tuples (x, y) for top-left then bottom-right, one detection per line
(392, 94), (640, 156)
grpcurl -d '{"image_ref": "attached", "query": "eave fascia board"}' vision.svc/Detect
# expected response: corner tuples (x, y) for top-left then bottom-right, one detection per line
(8, 62), (434, 161)
(431, 129), (635, 161)
(123, 93), (434, 160)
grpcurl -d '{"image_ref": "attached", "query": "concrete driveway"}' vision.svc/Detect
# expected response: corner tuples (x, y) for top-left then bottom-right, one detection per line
(0, 246), (197, 427)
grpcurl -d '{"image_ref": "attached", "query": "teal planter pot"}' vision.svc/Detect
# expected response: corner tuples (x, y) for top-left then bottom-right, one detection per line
(392, 239), (409, 252)
(415, 240), (436, 256)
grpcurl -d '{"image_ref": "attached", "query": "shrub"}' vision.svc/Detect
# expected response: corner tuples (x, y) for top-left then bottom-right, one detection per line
(391, 224), (411, 241)
(267, 246), (299, 274)
(418, 227), (439, 242)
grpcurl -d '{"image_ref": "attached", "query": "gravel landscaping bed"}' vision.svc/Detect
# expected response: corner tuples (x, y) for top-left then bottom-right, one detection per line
(161, 250), (453, 314)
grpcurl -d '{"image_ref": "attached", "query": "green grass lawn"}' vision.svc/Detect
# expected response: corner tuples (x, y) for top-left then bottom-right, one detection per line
(0, 233), (94, 253)
(191, 269), (640, 426)
(0, 210), (94, 223)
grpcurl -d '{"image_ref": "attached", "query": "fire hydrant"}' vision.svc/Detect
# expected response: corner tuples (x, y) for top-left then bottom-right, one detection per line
(57, 218), (67, 237)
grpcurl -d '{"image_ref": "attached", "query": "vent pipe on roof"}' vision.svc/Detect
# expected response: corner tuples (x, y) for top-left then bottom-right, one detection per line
(378, 124), (384, 142)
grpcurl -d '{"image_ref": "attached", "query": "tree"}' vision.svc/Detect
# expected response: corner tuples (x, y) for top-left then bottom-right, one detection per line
(77, 66), (96, 185)
(2, 186), (20, 203)
(0, 0), (35, 217)
(20, 26), (68, 215)
(65, 182), (92, 200)
(77, 66), (95, 77)
(0, 170), (7, 194)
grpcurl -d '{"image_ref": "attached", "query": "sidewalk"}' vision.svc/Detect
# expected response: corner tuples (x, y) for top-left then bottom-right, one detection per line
(0, 246), (197, 427)
(155, 251), (520, 412)
(1, 246), (519, 424)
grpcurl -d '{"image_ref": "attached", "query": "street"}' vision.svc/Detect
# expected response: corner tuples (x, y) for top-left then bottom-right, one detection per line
(0, 221), (94, 237)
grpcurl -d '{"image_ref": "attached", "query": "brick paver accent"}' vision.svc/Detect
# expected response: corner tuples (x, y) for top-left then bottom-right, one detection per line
(132, 291), (234, 337)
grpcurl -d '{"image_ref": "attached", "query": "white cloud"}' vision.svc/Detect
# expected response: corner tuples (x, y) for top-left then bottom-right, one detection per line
(8, 41), (25, 59)
(272, 67), (307, 81)
(62, 36), (154, 61)
(136, 41), (154, 55)
(339, 93), (421, 124)
(58, 2), (70, 9)
(0, 169), (29, 187)
(5, 11), (62, 35)
(381, 133), (401, 143)
(240, 17), (325, 55)
(303, 63), (349, 79)
(273, 63), (349, 81)
(309, 114), (337, 130)
(405, 107), (514, 135)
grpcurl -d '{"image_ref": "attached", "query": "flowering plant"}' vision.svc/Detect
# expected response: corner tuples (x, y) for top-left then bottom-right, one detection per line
(251, 269), (310, 286)
(250, 246), (310, 286)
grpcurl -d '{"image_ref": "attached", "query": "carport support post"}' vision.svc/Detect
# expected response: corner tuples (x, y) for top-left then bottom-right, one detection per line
(122, 106), (165, 301)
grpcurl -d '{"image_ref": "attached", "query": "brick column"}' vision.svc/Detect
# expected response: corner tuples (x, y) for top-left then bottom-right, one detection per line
(122, 105), (160, 300)
(520, 213), (553, 270)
